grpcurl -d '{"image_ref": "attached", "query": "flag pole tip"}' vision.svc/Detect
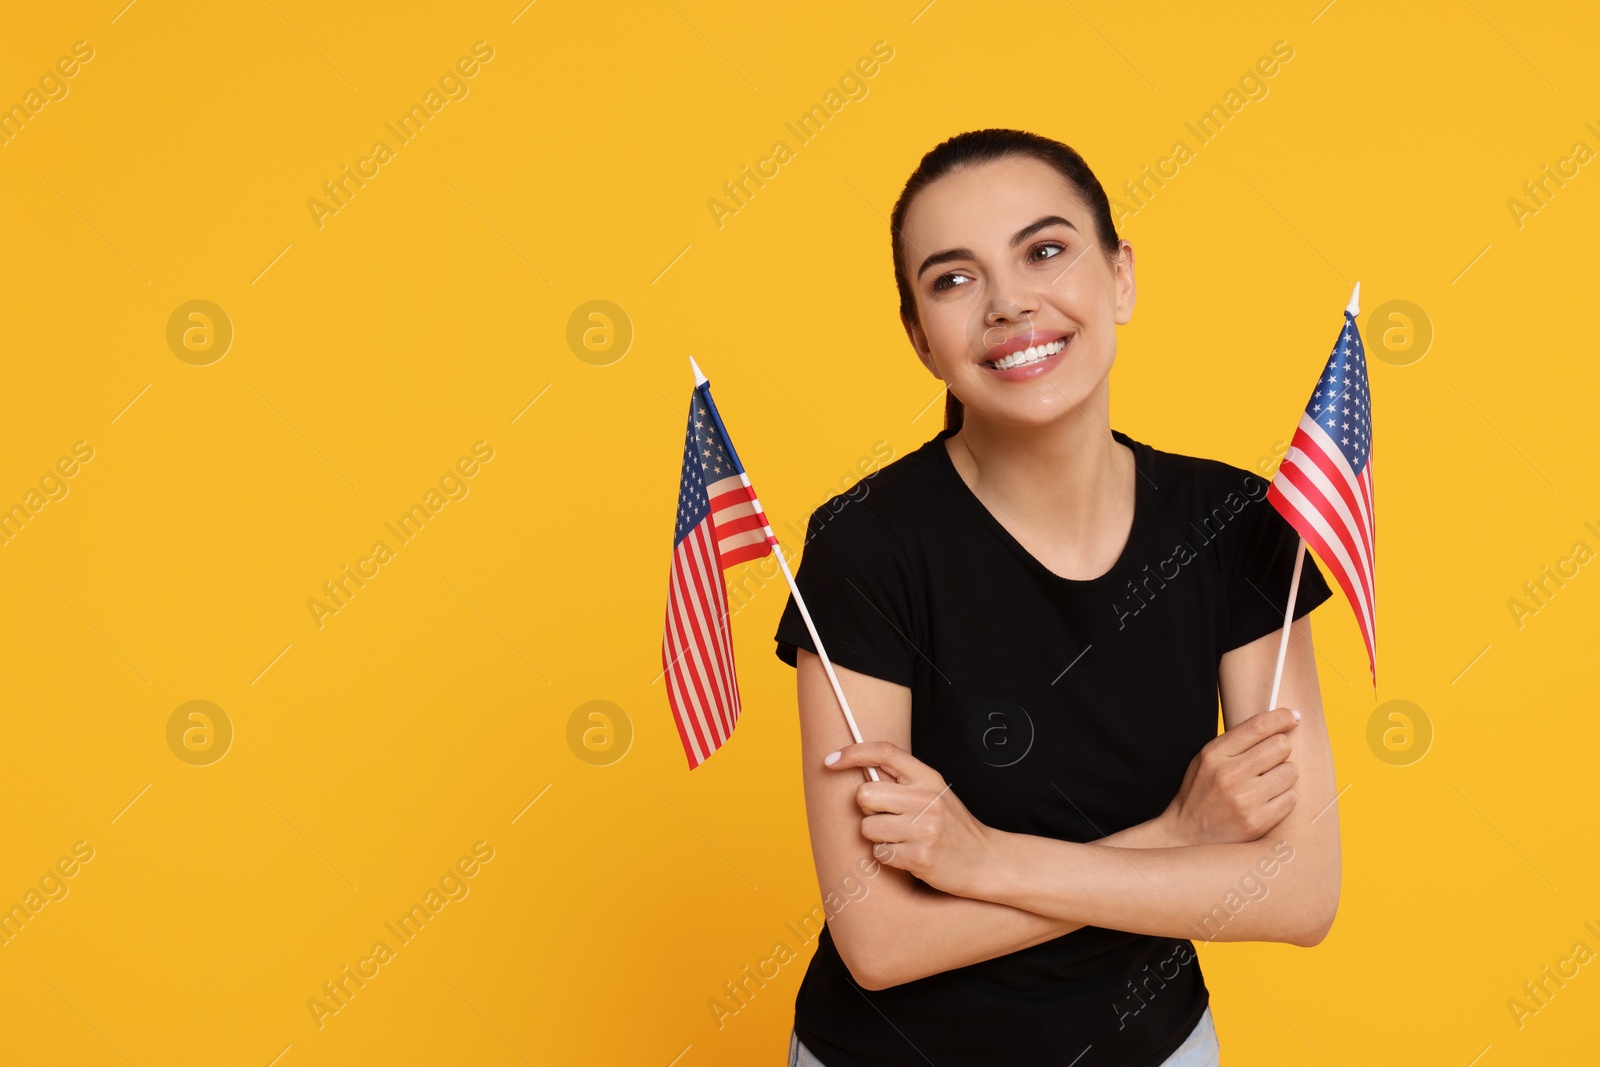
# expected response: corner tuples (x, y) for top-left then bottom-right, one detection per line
(689, 355), (708, 386)
(1346, 281), (1360, 317)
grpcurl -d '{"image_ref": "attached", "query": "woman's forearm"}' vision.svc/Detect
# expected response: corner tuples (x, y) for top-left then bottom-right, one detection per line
(969, 693), (1343, 948)
(977, 829), (1335, 947)
(857, 881), (1081, 989)
(859, 812), (1182, 989)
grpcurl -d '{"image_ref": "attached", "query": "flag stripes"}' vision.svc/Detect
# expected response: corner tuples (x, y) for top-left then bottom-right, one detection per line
(1266, 293), (1377, 686)
(662, 367), (775, 768)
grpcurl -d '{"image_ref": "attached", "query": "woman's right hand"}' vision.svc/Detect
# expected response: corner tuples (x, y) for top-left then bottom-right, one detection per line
(1163, 706), (1302, 845)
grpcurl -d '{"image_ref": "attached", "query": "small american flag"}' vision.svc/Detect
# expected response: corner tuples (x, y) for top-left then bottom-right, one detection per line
(1266, 284), (1377, 686)
(662, 359), (780, 768)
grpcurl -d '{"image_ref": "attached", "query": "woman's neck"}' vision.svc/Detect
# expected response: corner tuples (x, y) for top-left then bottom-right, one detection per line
(945, 392), (1136, 565)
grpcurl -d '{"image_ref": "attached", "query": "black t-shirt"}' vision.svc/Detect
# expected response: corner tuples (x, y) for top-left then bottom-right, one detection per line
(773, 425), (1333, 1067)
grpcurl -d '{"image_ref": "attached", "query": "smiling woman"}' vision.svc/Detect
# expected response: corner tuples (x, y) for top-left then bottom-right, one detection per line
(773, 128), (1341, 1067)
(891, 145), (1130, 438)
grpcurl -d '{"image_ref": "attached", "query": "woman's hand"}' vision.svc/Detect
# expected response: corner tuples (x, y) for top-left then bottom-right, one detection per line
(825, 741), (996, 899)
(1163, 705), (1302, 845)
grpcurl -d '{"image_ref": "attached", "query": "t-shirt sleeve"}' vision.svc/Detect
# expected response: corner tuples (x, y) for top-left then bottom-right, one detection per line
(1221, 483), (1336, 654)
(772, 497), (920, 688)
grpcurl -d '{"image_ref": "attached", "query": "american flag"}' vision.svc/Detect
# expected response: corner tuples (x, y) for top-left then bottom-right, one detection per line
(1266, 285), (1377, 686)
(662, 359), (780, 768)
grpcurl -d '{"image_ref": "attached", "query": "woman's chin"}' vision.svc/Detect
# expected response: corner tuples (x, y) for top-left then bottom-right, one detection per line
(967, 382), (1102, 424)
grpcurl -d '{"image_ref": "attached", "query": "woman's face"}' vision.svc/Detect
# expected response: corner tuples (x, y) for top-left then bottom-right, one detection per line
(900, 155), (1135, 428)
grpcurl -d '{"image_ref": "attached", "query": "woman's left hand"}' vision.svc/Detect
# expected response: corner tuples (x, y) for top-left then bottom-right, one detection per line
(824, 741), (998, 899)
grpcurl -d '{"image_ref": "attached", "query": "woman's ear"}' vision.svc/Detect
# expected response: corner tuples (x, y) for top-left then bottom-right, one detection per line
(1113, 240), (1137, 325)
(903, 314), (938, 376)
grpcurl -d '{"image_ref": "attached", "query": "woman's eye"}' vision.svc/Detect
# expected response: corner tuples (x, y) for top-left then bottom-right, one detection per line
(933, 243), (1065, 292)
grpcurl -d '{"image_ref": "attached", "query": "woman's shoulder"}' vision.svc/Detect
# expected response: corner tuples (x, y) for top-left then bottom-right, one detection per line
(1125, 431), (1277, 512)
(804, 432), (950, 537)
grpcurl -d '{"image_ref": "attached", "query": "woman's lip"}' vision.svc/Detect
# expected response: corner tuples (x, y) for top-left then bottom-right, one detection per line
(983, 329), (1071, 362)
(981, 335), (1073, 380)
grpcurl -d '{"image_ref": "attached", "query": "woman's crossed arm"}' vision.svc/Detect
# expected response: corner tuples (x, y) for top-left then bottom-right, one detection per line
(826, 614), (1342, 977)
(792, 621), (1320, 991)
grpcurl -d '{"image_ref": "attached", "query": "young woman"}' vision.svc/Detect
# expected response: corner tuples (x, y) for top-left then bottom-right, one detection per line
(772, 129), (1342, 1066)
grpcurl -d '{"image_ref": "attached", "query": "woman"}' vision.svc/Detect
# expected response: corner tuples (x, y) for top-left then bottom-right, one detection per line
(772, 129), (1342, 1066)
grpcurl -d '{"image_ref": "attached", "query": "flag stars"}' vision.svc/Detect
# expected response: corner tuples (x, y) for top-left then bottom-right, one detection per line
(1299, 318), (1374, 469)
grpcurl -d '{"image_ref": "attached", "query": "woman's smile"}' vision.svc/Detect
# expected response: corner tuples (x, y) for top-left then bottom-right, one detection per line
(979, 332), (1074, 380)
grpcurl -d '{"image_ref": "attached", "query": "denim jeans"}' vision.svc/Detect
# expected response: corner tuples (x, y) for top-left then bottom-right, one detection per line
(1160, 1005), (1221, 1066)
(787, 1005), (1220, 1066)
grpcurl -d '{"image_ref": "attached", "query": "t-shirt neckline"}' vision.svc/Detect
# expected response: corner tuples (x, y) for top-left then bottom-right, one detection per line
(929, 425), (1149, 591)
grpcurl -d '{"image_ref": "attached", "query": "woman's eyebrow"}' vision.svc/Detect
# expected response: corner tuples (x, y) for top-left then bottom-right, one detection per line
(916, 215), (1079, 280)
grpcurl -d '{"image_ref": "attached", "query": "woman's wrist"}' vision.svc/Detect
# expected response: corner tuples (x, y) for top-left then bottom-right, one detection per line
(1086, 807), (1186, 850)
(1149, 805), (1188, 848)
(973, 825), (1023, 902)
(965, 810), (1187, 904)
(977, 830), (1088, 916)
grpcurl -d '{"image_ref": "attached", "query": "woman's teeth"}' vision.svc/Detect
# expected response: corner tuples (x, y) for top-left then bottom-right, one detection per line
(984, 336), (1069, 370)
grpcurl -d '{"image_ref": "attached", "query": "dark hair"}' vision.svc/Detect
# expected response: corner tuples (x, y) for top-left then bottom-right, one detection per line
(889, 129), (1123, 433)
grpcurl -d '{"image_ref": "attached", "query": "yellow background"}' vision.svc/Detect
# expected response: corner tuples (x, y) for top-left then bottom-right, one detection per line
(2, 0), (1596, 1063)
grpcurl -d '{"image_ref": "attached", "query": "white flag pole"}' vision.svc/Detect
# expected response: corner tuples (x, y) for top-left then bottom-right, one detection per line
(1267, 538), (1305, 712)
(691, 357), (882, 783)
(771, 543), (882, 783)
(1265, 280), (1359, 712)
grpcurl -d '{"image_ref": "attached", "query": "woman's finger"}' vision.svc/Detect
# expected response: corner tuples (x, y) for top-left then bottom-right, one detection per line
(872, 840), (908, 868)
(825, 740), (929, 783)
(1214, 706), (1299, 760)
(1256, 789), (1296, 829)
(1235, 729), (1295, 777)
(859, 812), (906, 844)
(1252, 759), (1299, 801)
(855, 781), (915, 816)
